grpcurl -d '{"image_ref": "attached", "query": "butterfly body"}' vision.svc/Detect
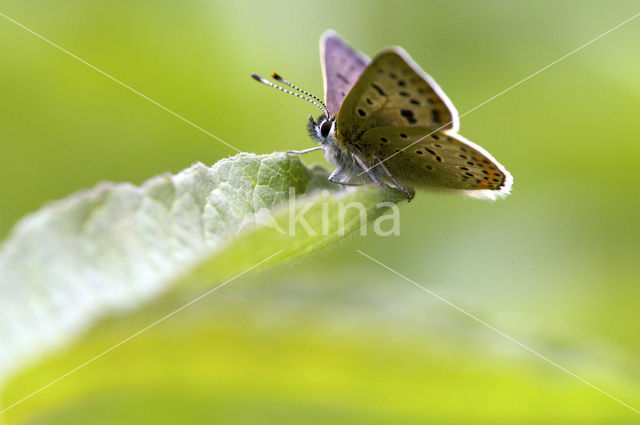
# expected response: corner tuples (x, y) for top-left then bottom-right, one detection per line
(253, 30), (512, 201)
(307, 114), (387, 187)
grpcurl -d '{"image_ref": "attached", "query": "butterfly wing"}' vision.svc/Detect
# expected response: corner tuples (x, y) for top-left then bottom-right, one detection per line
(320, 30), (370, 116)
(335, 47), (511, 198)
(355, 126), (512, 199)
(336, 48), (459, 140)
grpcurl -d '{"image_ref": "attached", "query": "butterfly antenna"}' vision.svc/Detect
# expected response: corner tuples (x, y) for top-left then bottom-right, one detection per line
(251, 73), (329, 118)
(270, 72), (330, 118)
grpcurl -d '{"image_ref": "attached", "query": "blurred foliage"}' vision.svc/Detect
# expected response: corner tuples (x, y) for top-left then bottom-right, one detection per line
(1, 0), (640, 423)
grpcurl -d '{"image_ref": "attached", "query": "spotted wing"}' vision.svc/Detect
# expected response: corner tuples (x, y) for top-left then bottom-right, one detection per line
(336, 48), (459, 141)
(321, 30), (370, 116)
(356, 126), (512, 199)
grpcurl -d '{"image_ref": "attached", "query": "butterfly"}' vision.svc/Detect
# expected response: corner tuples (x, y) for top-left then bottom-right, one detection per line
(252, 30), (512, 201)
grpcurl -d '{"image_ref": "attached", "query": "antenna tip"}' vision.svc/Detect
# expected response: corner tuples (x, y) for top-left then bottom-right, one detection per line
(250, 73), (262, 81)
(271, 72), (282, 81)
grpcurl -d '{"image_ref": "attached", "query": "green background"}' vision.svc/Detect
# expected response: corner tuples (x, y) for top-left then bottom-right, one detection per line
(1, 0), (640, 423)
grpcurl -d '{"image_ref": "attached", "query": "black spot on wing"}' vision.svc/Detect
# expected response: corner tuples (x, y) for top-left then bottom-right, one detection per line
(431, 109), (441, 124)
(337, 73), (349, 84)
(400, 109), (417, 125)
(372, 83), (386, 96)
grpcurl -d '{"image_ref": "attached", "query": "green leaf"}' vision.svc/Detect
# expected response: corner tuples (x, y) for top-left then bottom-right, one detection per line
(0, 152), (404, 385)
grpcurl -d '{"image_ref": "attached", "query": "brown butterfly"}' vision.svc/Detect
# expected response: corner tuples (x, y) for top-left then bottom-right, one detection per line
(252, 30), (512, 201)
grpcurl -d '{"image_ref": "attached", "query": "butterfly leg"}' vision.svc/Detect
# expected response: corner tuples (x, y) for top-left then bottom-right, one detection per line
(328, 165), (363, 186)
(351, 153), (381, 185)
(286, 146), (323, 157)
(375, 157), (414, 202)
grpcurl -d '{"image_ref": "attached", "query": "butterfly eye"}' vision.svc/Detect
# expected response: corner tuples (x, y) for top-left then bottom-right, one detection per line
(320, 120), (332, 138)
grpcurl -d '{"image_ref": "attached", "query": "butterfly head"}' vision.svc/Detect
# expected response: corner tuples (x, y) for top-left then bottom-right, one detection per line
(307, 114), (336, 145)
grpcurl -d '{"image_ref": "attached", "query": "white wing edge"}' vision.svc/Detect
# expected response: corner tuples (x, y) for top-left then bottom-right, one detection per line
(443, 130), (513, 200)
(381, 46), (461, 134)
